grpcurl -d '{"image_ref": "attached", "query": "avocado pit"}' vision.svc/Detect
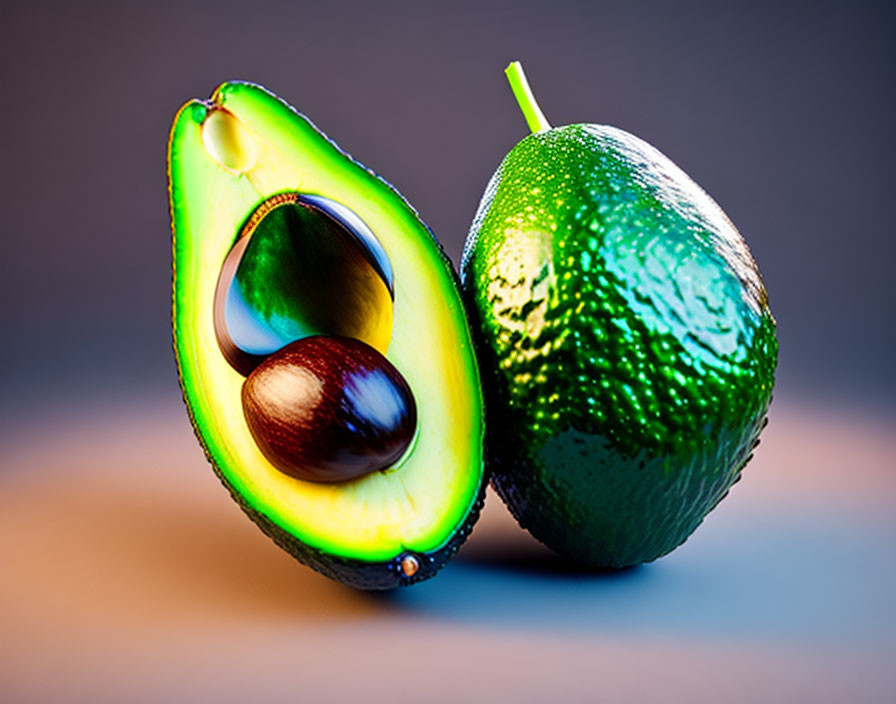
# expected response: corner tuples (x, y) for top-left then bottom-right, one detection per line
(241, 336), (417, 483)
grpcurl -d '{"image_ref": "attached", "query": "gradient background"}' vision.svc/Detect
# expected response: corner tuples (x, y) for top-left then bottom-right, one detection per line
(1, 1), (894, 702)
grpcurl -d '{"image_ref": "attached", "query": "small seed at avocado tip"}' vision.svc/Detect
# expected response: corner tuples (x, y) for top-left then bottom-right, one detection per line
(201, 107), (258, 173)
(400, 555), (419, 577)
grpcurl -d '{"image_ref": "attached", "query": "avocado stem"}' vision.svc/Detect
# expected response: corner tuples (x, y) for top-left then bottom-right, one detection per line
(505, 61), (551, 134)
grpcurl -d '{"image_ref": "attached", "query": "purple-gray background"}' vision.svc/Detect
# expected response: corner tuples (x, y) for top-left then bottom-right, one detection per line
(1, 0), (893, 413)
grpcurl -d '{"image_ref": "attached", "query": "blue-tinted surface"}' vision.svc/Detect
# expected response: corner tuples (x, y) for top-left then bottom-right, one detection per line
(398, 510), (896, 648)
(1, 391), (893, 702)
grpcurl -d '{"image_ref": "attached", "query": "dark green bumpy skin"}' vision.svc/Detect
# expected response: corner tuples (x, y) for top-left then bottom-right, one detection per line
(462, 124), (777, 568)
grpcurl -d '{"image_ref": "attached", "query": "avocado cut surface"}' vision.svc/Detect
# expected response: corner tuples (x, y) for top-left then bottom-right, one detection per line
(169, 82), (484, 587)
(461, 65), (776, 568)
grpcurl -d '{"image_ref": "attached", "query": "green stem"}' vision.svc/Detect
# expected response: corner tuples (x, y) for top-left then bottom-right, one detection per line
(505, 61), (551, 133)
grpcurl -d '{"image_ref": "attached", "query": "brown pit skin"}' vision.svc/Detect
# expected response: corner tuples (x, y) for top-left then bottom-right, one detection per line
(241, 335), (417, 483)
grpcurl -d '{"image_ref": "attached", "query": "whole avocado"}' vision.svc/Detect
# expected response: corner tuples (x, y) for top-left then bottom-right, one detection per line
(461, 63), (777, 568)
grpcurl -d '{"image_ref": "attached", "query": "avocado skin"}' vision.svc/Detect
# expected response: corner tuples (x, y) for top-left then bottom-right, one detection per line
(462, 124), (777, 568)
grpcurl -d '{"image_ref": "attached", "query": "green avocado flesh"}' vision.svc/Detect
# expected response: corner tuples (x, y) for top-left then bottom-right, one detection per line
(462, 123), (777, 568)
(168, 82), (484, 587)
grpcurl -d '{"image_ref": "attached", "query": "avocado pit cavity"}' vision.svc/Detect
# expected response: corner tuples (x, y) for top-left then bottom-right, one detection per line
(241, 336), (417, 483)
(214, 192), (395, 376)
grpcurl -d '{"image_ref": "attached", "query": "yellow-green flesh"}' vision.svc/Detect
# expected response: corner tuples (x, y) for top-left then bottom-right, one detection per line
(169, 82), (483, 561)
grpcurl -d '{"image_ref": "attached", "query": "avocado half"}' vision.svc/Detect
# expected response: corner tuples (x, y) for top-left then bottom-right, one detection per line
(168, 82), (485, 589)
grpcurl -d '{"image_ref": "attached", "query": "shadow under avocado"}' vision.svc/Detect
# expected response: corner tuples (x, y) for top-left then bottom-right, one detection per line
(455, 538), (642, 579)
(380, 507), (896, 650)
(366, 536), (641, 613)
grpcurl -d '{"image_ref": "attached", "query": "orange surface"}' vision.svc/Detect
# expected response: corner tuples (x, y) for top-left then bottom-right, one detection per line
(1, 394), (894, 702)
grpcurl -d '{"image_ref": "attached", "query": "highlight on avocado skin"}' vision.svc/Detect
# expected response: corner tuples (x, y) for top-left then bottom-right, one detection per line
(461, 62), (777, 568)
(168, 81), (485, 589)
